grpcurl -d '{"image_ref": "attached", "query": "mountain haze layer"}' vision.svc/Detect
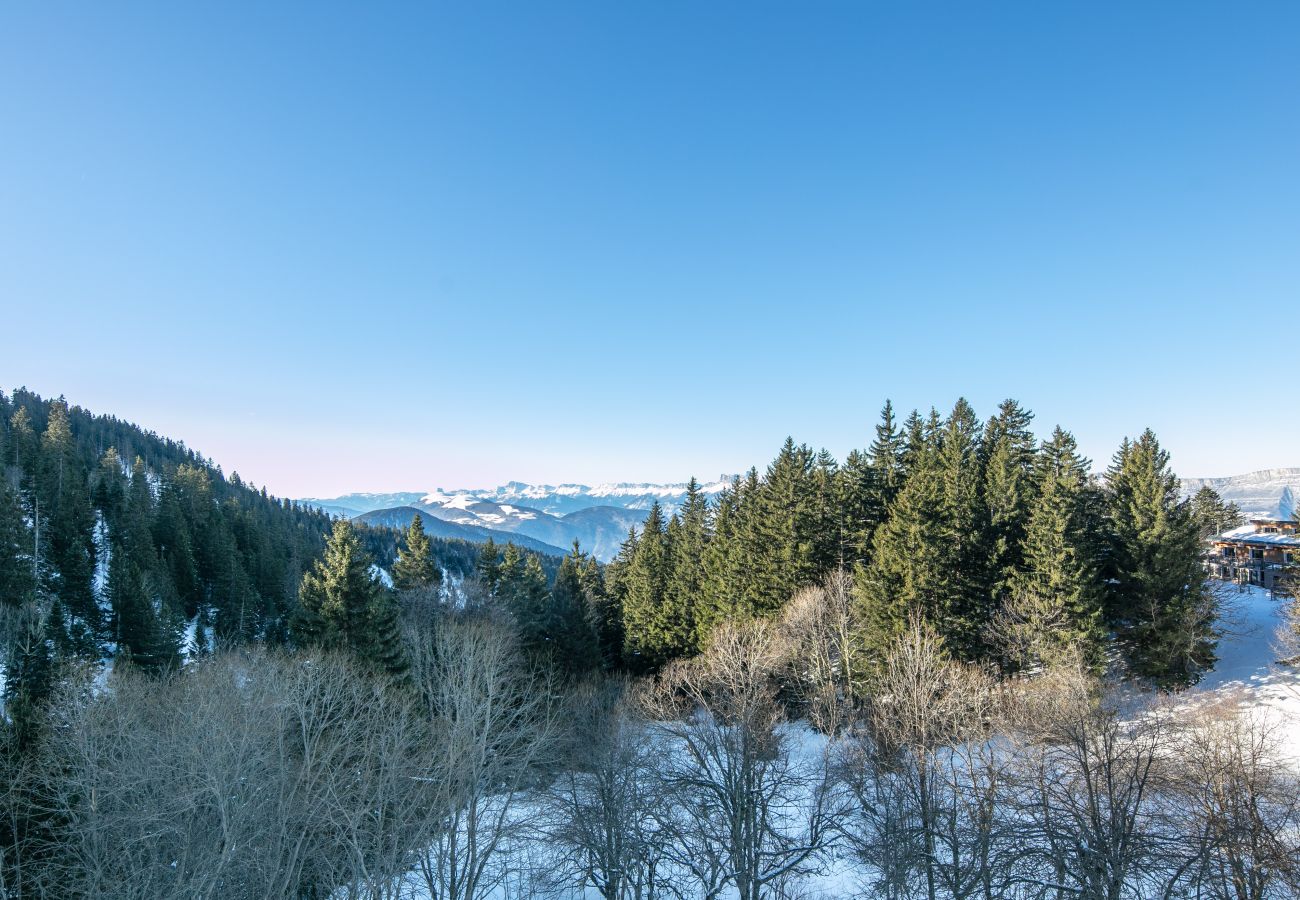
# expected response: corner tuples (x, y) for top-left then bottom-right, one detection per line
(301, 481), (726, 561)
(307, 468), (1297, 562)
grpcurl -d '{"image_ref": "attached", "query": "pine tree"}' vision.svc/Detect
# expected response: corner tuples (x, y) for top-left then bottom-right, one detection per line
(7, 407), (37, 473)
(364, 574), (408, 680)
(898, 408), (927, 476)
(836, 448), (875, 567)
(495, 542), (525, 603)
(839, 401), (906, 567)
(854, 420), (948, 662)
(981, 399), (1038, 602)
(1188, 486), (1244, 540)
(619, 502), (681, 671)
(665, 478), (708, 652)
(0, 478), (35, 609)
(698, 479), (741, 644)
(574, 545), (619, 668)
(1003, 427), (1104, 670)
(856, 399), (991, 663)
(507, 553), (550, 644)
(92, 448), (127, 531)
(393, 513), (441, 594)
(296, 519), (407, 677)
(108, 557), (179, 674)
(154, 474), (204, 620)
(752, 438), (820, 610)
(109, 458), (181, 675)
(542, 544), (602, 673)
(935, 398), (991, 655)
(476, 537), (501, 593)
(2, 612), (53, 750)
(38, 400), (101, 653)
(809, 448), (841, 575)
(869, 400), (906, 506)
(1106, 430), (1215, 683)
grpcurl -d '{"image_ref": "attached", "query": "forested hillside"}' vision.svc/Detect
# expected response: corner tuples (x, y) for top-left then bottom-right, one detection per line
(0, 390), (547, 722)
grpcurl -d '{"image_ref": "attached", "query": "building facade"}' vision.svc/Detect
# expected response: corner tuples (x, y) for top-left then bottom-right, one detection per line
(1206, 518), (1298, 592)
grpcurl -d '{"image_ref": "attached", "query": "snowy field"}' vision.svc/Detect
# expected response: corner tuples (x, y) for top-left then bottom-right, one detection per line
(1187, 583), (1300, 761)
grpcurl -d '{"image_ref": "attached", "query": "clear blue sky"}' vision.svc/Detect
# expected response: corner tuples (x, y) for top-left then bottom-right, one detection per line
(2, 2), (1297, 497)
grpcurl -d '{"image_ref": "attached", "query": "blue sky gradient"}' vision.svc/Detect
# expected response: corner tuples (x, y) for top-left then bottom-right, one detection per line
(2, 2), (1297, 496)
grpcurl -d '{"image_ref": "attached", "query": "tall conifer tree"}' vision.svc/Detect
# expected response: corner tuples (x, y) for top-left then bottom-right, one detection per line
(619, 502), (681, 671)
(1004, 427), (1104, 669)
(393, 513), (441, 594)
(981, 399), (1038, 602)
(296, 519), (407, 677)
(1105, 430), (1214, 682)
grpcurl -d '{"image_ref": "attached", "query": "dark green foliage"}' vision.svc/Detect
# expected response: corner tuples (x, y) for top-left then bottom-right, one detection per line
(1, 612), (53, 751)
(37, 400), (101, 655)
(1188, 486), (1244, 539)
(606, 399), (1213, 687)
(392, 514), (441, 593)
(476, 536), (502, 591)
(838, 401), (906, 568)
(854, 420), (951, 660)
(108, 457), (182, 674)
(697, 479), (742, 645)
(0, 388), (500, 673)
(618, 503), (685, 671)
(0, 386), (1214, 692)
(496, 544), (550, 645)
(108, 556), (180, 675)
(1106, 430), (1215, 683)
(981, 399), (1038, 601)
(295, 519), (407, 678)
(536, 544), (603, 673)
(0, 477), (35, 610)
(1004, 427), (1105, 669)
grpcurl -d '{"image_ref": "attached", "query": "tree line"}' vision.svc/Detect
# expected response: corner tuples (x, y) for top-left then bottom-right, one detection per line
(608, 399), (1229, 686)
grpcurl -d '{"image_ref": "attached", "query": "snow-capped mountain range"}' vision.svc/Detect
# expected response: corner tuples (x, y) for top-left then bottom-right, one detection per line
(299, 479), (734, 562)
(429, 478), (735, 516)
(1180, 467), (1299, 520)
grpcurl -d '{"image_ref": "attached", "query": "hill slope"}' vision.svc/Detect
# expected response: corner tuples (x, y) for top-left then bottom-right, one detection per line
(354, 506), (569, 557)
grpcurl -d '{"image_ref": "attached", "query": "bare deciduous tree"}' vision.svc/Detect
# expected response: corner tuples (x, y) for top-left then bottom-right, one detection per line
(778, 571), (867, 733)
(25, 649), (433, 900)
(1165, 696), (1300, 899)
(643, 620), (837, 900)
(836, 616), (1016, 900)
(1011, 680), (1175, 900)
(407, 613), (559, 900)
(544, 677), (666, 900)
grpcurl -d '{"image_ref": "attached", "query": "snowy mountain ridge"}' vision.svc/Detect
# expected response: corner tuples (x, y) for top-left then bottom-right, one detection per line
(307, 478), (735, 519)
(1180, 467), (1300, 520)
(300, 479), (738, 562)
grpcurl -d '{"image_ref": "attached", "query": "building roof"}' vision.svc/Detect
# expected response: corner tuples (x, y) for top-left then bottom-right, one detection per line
(1214, 524), (1300, 547)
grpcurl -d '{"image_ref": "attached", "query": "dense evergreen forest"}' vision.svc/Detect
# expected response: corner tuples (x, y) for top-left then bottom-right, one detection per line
(0, 390), (552, 735)
(608, 399), (1231, 686)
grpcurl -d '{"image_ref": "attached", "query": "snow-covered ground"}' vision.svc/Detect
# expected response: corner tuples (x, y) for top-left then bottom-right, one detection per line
(1187, 583), (1300, 761)
(384, 584), (1300, 900)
